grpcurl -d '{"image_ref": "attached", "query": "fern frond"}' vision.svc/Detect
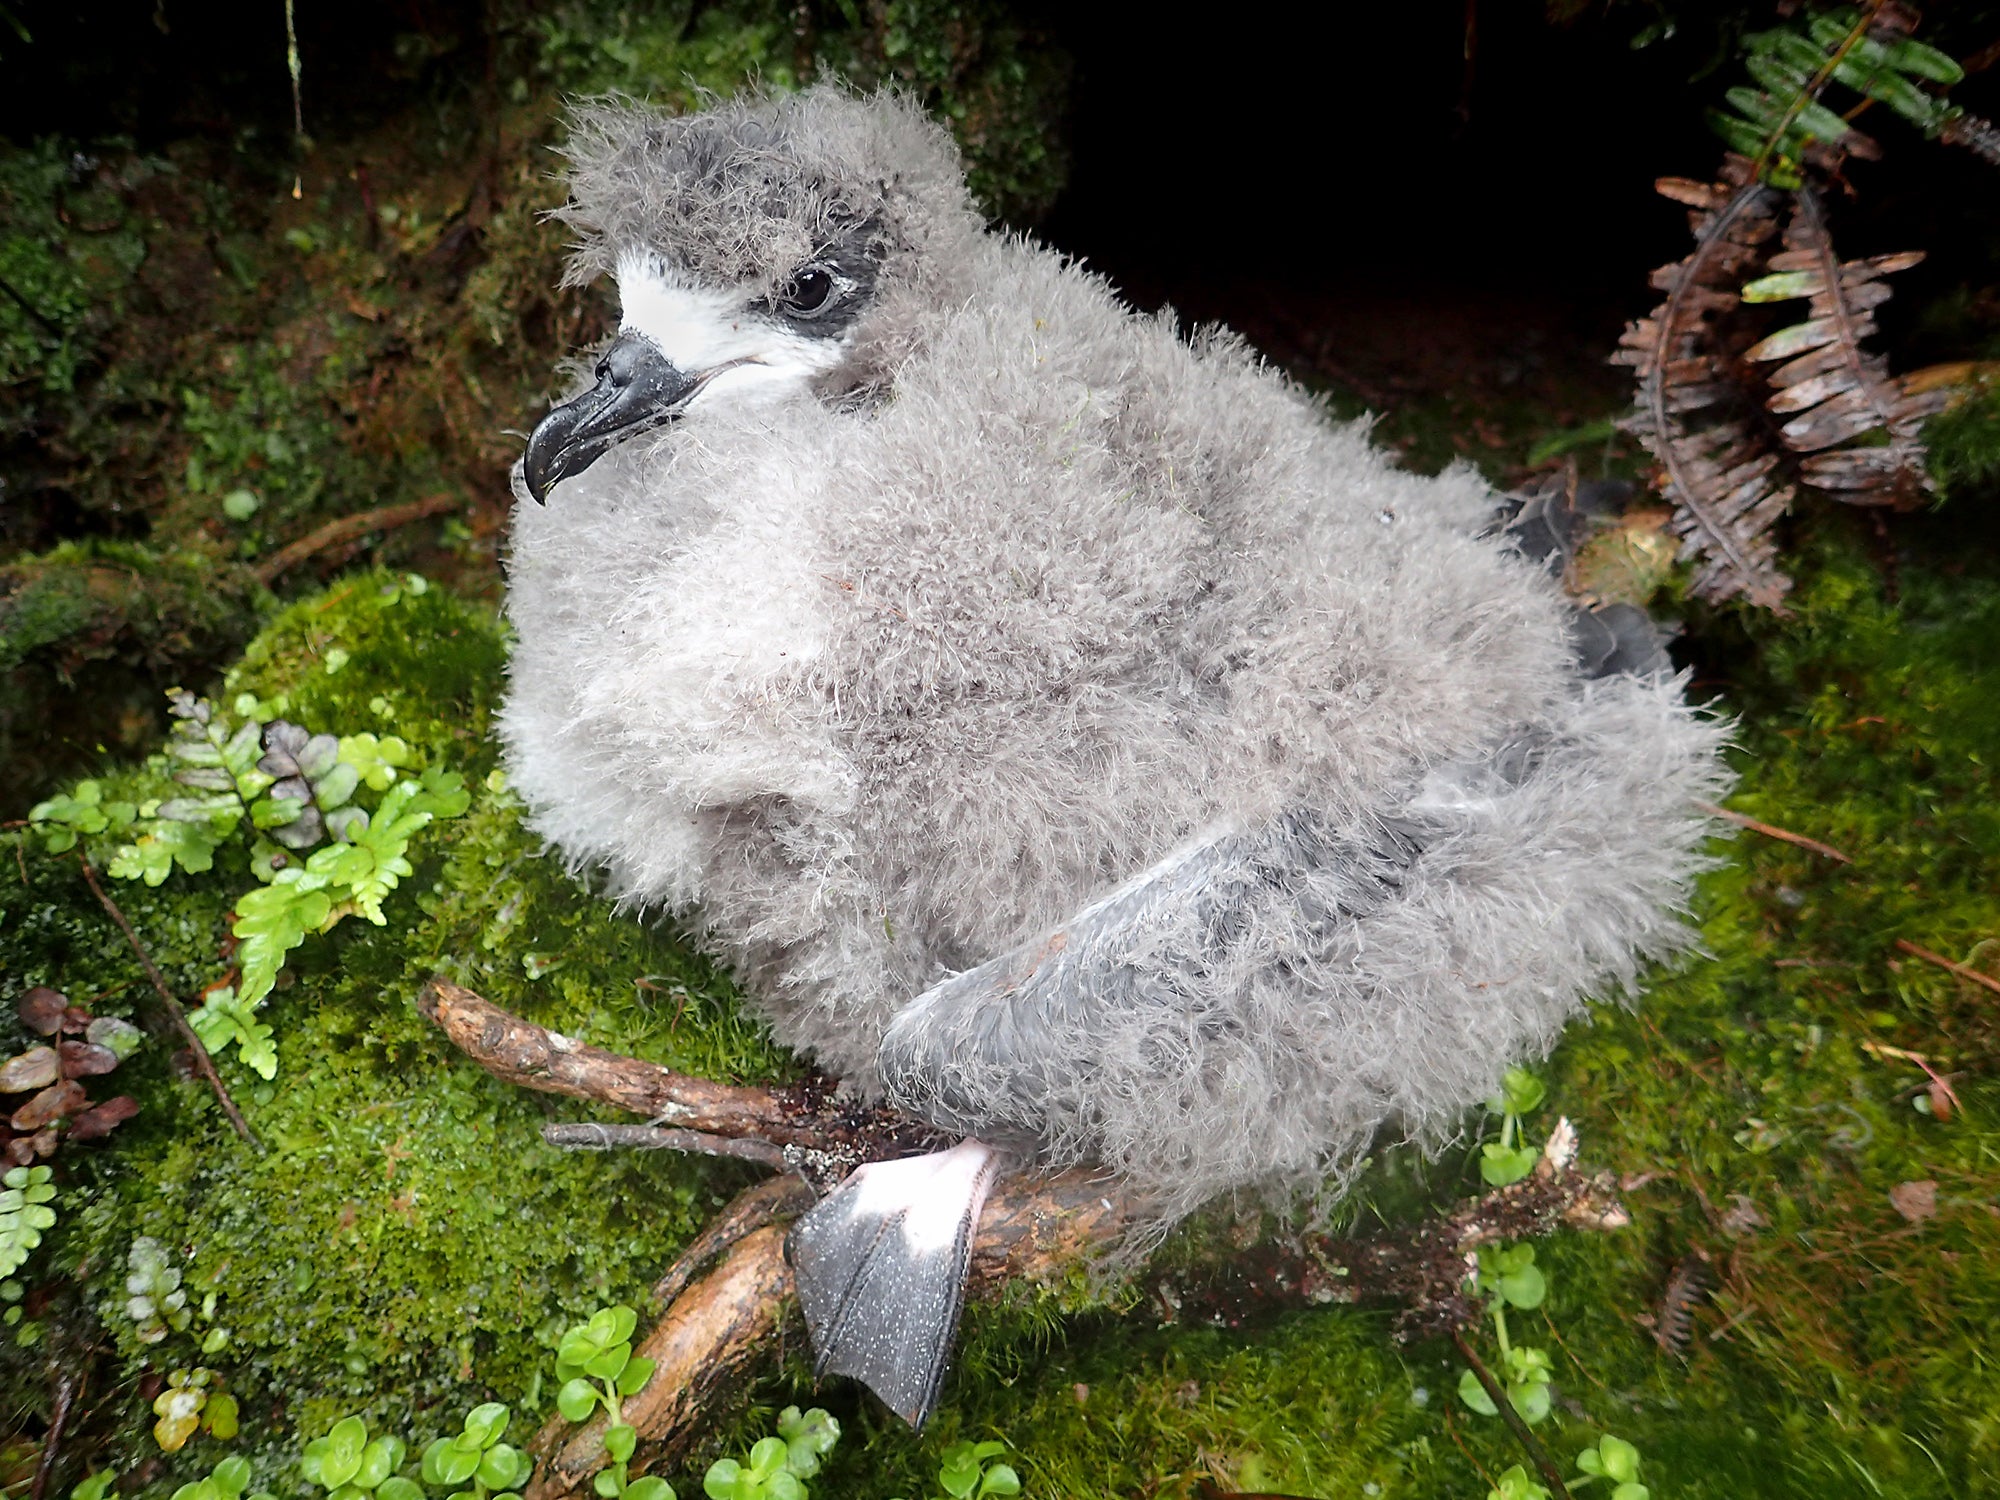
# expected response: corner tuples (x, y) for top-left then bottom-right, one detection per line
(1741, 189), (1949, 509)
(1614, 164), (1794, 609)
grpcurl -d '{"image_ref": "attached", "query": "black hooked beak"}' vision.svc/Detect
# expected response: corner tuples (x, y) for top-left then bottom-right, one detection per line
(522, 333), (703, 504)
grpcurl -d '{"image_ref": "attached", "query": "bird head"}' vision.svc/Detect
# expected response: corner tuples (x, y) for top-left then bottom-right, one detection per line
(522, 86), (980, 504)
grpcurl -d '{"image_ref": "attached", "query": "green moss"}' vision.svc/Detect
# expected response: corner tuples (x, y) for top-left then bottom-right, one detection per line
(1925, 381), (2000, 503)
(0, 574), (790, 1486)
(0, 137), (150, 394)
(0, 540), (269, 812)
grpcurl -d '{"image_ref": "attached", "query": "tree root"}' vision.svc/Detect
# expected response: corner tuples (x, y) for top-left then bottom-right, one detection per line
(419, 978), (1626, 1499)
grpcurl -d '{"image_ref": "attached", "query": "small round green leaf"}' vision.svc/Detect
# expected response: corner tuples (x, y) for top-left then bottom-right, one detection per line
(702, 1460), (742, 1500)
(765, 1474), (802, 1500)
(616, 1357), (656, 1397)
(557, 1379), (599, 1424)
(460, 1403), (508, 1451)
(378, 1478), (425, 1500)
(584, 1343), (631, 1382)
(420, 1440), (452, 1488)
(478, 1446), (524, 1491)
(1510, 1380), (1552, 1426)
(603, 1426), (638, 1466)
(501, 1450), (535, 1491)
(320, 1417), (368, 1490)
(591, 1470), (621, 1499)
(355, 1436), (401, 1490)
(624, 1479), (674, 1500)
(434, 1447), (480, 1488)
(1597, 1436), (1641, 1483)
(1499, 1263), (1547, 1310)
(211, 1459), (253, 1498)
(1457, 1367), (1499, 1418)
(747, 1438), (786, 1480)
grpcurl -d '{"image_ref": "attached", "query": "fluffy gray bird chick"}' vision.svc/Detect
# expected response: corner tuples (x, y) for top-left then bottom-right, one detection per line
(501, 86), (1729, 1427)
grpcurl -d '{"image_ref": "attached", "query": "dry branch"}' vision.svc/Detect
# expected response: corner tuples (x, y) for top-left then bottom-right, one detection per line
(541, 1122), (788, 1169)
(1695, 800), (1852, 863)
(418, 979), (936, 1178)
(253, 493), (462, 586)
(423, 981), (1628, 1498)
(1452, 1328), (1573, 1500)
(1895, 939), (2000, 998)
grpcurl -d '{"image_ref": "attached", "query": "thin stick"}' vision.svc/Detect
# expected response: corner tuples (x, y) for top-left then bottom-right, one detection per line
(542, 1122), (788, 1169)
(419, 979), (934, 1162)
(31, 1368), (78, 1500)
(78, 859), (259, 1147)
(650, 1175), (816, 1312)
(253, 493), (461, 586)
(1696, 801), (1852, 863)
(1895, 939), (2000, 998)
(1451, 1328), (1574, 1500)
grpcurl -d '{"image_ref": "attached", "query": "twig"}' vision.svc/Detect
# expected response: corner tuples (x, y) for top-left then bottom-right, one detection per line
(1749, 2), (1883, 184)
(253, 493), (461, 586)
(1696, 801), (1852, 863)
(31, 1367), (79, 1500)
(542, 1122), (788, 1169)
(78, 859), (259, 1146)
(1894, 939), (2000, 998)
(650, 1175), (816, 1312)
(1451, 1328), (1574, 1500)
(420, 979), (937, 1174)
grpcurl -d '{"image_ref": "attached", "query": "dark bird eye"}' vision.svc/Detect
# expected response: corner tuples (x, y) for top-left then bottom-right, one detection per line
(782, 267), (836, 317)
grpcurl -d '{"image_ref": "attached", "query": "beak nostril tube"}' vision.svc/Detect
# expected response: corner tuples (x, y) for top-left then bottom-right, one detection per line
(521, 331), (704, 504)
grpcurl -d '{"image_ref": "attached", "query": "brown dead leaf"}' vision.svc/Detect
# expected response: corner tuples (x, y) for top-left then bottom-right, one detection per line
(58, 1040), (121, 1078)
(16, 988), (66, 1036)
(1889, 1180), (1938, 1223)
(1720, 1193), (1768, 1236)
(0, 1047), (60, 1094)
(69, 1095), (140, 1141)
(10, 1078), (88, 1131)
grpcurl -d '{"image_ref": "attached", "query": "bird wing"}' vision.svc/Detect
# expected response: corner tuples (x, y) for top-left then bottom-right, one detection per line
(874, 806), (1426, 1158)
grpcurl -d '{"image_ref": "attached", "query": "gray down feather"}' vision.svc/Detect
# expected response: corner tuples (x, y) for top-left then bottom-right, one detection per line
(499, 85), (1733, 1232)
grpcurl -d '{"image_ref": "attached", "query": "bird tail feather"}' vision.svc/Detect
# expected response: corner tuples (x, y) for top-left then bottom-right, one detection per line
(788, 1139), (1002, 1428)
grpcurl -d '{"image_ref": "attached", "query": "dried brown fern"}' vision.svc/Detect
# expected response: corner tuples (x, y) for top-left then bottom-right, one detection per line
(1653, 1251), (1711, 1357)
(1742, 188), (1953, 509)
(1940, 110), (2000, 166)
(1611, 5), (1993, 608)
(1614, 164), (1793, 609)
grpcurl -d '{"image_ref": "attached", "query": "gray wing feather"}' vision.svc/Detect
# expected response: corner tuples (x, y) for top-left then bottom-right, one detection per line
(877, 810), (1421, 1153)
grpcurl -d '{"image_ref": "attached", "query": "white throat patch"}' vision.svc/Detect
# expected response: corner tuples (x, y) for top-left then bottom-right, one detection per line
(614, 252), (849, 413)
